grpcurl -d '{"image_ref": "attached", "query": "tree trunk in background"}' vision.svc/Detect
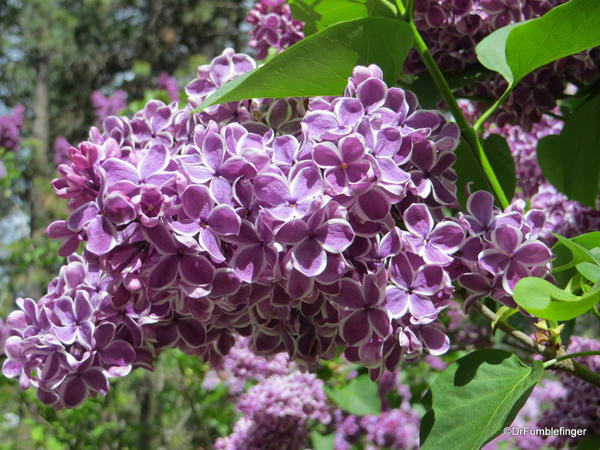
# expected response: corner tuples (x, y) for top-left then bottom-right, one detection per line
(24, 58), (50, 298)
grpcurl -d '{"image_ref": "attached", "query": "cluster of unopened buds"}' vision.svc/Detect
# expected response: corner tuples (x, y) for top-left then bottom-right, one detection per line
(2, 46), (554, 409)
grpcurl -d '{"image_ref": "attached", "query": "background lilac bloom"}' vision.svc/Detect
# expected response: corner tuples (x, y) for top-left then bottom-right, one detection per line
(90, 90), (127, 123)
(0, 104), (25, 152)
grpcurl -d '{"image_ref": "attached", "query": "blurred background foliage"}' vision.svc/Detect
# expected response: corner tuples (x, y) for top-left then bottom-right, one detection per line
(0, 1), (249, 447)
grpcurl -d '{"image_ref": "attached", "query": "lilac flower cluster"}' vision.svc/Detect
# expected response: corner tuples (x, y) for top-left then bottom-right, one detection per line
(2, 255), (148, 408)
(204, 335), (292, 394)
(0, 105), (26, 152)
(90, 90), (128, 123)
(456, 191), (553, 310)
(214, 372), (330, 450)
(54, 136), (72, 167)
(246, 0), (304, 60)
(2, 51), (475, 405)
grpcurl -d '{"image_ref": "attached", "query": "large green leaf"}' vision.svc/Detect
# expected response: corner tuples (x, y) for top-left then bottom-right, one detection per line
(310, 431), (335, 450)
(325, 374), (381, 416)
(453, 134), (516, 207)
(420, 350), (543, 450)
(289, 0), (397, 35)
(513, 277), (600, 321)
(198, 18), (412, 109)
(476, 0), (600, 85)
(537, 94), (600, 207)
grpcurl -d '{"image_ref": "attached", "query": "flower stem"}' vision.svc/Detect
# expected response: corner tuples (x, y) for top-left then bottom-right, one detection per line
(404, 15), (510, 208)
(543, 351), (600, 369)
(473, 87), (512, 133)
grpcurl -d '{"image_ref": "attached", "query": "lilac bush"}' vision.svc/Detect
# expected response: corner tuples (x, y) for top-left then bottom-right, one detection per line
(90, 90), (128, 123)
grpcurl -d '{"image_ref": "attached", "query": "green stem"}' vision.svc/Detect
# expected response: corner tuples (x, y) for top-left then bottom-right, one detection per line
(473, 87), (512, 133)
(543, 351), (600, 369)
(404, 0), (415, 21)
(404, 16), (510, 208)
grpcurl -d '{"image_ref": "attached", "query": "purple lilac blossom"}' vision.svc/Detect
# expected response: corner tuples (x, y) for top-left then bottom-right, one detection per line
(246, 0), (304, 60)
(157, 72), (180, 102)
(214, 372), (330, 450)
(0, 105), (26, 152)
(90, 90), (128, 123)
(54, 136), (72, 167)
(3, 50), (553, 408)
(457, 190), (553, 309)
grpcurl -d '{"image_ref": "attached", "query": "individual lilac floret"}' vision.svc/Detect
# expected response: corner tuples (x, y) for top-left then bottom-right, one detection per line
(457, 190), (553, 309)
(246, 0), (305, 60)
(215, 372), (330, 449)
(0, 104), (26, 152)
(90, 90), (127, 123)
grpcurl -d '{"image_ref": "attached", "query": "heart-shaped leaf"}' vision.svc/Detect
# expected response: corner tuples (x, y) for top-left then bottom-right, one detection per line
(513, 277), (600, 321)
(420, 350), (543, 450)
(198, 17), (413, 109)
(476, 0), (600, 85)
(289, 0), (397, 35)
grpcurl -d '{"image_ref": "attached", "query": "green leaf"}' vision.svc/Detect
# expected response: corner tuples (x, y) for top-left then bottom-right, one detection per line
(453, 134), (515, 207)
(476, 0), (600, 85)
(289, 0), (397, 35)
(537, 94), (600, 207)
(576, 434), (600, 450)
(513, 277), (600, 321)
(311, 431), (336, 450)
(552, 232), (600, 287)
(420, 350), (543, 450)
(576, 262), (600, 284)
(325, 374), (381, 416)
(198, 18), (413, 109)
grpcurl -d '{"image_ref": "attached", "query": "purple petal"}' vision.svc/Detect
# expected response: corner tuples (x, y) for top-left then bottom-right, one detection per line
(177, 318), (206, 348)
(479, 249), (509, 276)
(276, 219), (309, 244)
(182, 185), (212, 220)
(149, 255), (179, 289)
(514, 240), (552, 265)
(231, 245), (265, 283)
(413, 265), (444, 295)
(202, 133), (225, 172)
(492, 226), (522, 255)
(290, 165), (323, 199)
(356, 78), (387, 112)
(85, 217), (117, 255)
(206, 205), (240, 235)
(139, 143), (169, 179)
(82, 368), (109, 393)
(420, 326), (450, 355)
(314, 219), (354, 253)
(369, 309), (391, 338)
(292, 238), (327, 277)
(341, 311), (371, 345)
(337, 279), (366, 309)
(467, 190), (494, 226)
(430, 222), (464, 252)
(68, 202), (100, 231)
(385, 287), (409, 318)
(63, 376), (88, 408)
(144, 224), (177, 254)
(254, 173), (289, 205)
(404, 203), (433, 238)
(199, 228), (225, 262)
(313, 142), (341, 167)
(180, 254), (215, 285)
